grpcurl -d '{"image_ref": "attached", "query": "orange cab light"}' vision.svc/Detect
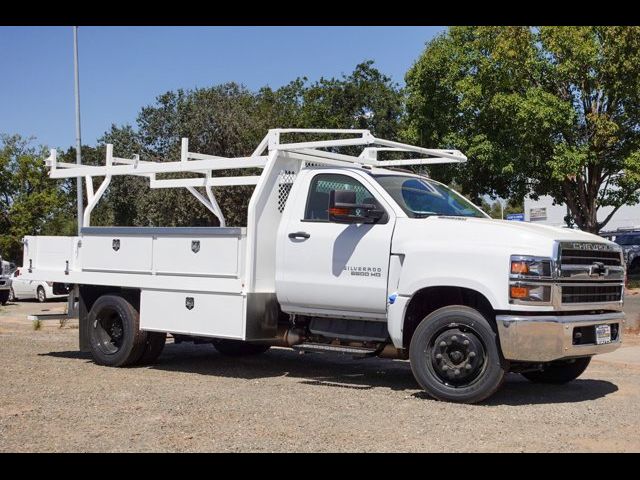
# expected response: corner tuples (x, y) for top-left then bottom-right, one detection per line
(329, 207), (350, 216)
(510, 286), (529, 299)
(511, 261), (530, 275)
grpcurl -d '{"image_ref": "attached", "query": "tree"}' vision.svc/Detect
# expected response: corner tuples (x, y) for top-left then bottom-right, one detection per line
(0, 134), (75, 261)
(405, 26), (640, 233)
(81, 62), (403, 228)
(298, 61), (403, 138)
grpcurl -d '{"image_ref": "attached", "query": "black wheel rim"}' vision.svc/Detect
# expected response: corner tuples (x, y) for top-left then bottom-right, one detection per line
(94, 308), (125, 355)
(426, 324), (487, 388)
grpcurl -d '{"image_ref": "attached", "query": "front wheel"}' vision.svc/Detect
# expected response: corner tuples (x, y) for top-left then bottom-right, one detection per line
(8, 287), (15, 302)
(521, 357), (591, 384)
(36, 286), (46, 303)
(409, 305), (507, 404)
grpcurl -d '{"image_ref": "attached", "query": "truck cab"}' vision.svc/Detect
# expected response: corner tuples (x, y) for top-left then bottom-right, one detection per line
(275, 165), (624, 402)
(20, 129), (625, 403)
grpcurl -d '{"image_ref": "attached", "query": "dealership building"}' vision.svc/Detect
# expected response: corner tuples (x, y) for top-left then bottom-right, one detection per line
(523, 195), (640, 232)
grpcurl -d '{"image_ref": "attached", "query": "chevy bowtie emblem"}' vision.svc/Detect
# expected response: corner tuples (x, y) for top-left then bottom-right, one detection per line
(191, 240), (200, 253)
(589, 261), (607, 277)
(112, 239), (120, 251)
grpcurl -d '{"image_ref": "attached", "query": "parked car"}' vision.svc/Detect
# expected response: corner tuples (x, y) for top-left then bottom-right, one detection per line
(9, 268), (68, 302)
(601, 229), (640, 275)
(0, 257), (12, 305)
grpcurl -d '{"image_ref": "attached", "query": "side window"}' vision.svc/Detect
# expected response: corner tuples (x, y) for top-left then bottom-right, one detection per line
(304, 174), (379, 221)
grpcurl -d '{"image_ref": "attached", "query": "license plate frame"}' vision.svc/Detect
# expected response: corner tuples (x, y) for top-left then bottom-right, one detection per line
(595, 324), (612, 345)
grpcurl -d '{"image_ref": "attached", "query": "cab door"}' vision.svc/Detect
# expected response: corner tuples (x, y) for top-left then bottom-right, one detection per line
(276, 171), (395, 318)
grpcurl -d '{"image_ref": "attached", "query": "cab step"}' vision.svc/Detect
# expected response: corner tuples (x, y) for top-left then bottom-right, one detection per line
(292, 343), (378, 357)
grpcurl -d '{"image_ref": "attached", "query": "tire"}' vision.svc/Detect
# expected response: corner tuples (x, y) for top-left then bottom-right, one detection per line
(521, 357), (591, 384)
(8, 287), (15, 302)
(138, 332), (167, 365)
(409, 305), (507, 404)
(0, 290), (8, 306)
(87, 294), (147, 367)
(212, 339), (271, 357)
(36, 286), (46, 303)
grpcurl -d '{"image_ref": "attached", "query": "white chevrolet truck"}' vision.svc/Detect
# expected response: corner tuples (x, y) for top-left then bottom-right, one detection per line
(21, 129), (625, 403)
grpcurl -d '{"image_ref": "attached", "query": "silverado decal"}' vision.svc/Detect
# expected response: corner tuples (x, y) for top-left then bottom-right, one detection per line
(343, 265), (383, 278)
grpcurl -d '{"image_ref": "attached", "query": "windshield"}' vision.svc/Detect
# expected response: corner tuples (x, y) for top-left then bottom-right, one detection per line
(373, 175), (488, 218)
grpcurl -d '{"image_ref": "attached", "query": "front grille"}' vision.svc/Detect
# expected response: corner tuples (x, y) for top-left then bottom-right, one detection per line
(561, 285), (623, 304)
(560, 248), (622, 266)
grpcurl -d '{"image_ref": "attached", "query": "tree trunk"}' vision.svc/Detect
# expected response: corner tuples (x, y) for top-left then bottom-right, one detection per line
(563, 179), (601, 234)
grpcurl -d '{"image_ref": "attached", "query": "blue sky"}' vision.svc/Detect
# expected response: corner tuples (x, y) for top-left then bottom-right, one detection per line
(0, 26), (444, 149)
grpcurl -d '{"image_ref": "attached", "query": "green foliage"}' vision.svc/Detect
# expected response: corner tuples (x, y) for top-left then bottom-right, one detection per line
(0, 134), (75, 262)
(405, 26), (640, 232)
(480, 197), (524, 219)
(56, 62), (403, 228)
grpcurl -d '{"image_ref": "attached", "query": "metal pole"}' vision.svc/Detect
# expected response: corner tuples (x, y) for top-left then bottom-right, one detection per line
(73, 26), (83, 234)
(501, 200), (504, 220)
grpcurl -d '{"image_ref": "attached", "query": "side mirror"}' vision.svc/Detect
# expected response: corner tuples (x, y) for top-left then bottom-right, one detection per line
(328, 190), (384, 224)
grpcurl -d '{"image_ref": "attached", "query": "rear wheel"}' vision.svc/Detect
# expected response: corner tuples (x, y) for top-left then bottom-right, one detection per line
(409, 305), (507, 404)
(8, 287), (15, 302)
(0, 290), (8, 306)
(212, 339), (271, 356)
(87, 294), (147, 367)
(521, 357), (591, 384)
(36, 286), (46, 303)
(138, 332), (167, 365)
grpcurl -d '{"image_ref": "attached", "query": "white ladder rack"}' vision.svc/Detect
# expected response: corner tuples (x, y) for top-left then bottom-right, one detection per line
(44, 128), (467, 228)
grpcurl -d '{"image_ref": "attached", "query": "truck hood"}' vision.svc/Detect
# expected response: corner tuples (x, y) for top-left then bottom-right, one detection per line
(391, 216), (616, 258)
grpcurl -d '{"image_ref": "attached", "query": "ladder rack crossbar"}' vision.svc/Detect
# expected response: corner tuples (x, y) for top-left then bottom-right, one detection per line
(43, 129), (467, 228)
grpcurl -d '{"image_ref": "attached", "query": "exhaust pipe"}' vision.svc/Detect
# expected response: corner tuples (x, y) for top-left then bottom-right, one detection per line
(271, 326), (306, 347)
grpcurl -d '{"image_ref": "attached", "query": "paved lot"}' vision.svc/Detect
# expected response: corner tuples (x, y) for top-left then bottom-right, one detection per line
(1, 298), (640, 452)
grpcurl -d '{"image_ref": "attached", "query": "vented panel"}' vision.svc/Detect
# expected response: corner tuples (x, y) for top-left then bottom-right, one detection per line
(277, 170), (296, 213)
(561, 285), (623, 304)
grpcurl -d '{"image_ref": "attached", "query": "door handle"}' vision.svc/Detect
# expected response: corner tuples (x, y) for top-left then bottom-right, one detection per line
(288, 231), (310, 239)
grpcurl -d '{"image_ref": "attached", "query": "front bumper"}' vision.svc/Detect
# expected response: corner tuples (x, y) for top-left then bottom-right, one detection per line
(496, 311), (624, 362)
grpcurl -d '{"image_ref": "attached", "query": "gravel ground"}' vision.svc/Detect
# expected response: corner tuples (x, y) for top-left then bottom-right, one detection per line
(1, 300), (640, 452)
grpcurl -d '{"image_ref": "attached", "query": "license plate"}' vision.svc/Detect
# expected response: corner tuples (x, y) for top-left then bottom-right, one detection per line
(596, 324), (611, 345)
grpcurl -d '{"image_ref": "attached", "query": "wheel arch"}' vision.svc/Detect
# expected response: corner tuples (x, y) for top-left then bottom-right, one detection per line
(401, 286), (496, 350)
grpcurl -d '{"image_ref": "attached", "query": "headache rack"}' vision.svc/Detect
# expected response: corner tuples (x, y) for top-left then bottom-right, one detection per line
(44, 128), (467, 228)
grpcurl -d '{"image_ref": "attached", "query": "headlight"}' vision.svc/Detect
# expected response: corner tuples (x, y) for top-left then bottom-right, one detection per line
(509, 255), (553, 304)
(509, 284), (552, 302)
(510, 255), (552, 279)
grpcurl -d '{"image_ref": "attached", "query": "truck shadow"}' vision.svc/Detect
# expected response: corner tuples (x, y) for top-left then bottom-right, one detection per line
(43, 342), (619, 405)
